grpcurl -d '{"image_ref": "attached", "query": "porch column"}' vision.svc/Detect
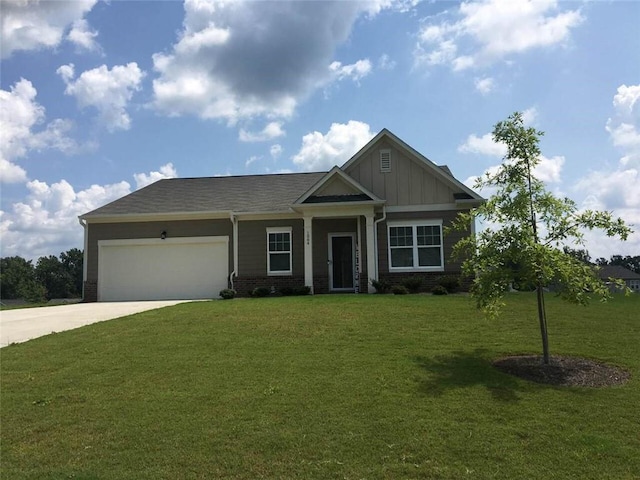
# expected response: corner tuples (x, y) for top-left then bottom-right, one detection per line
(304, 216), (314, 293)
(365, 214), (376, 293)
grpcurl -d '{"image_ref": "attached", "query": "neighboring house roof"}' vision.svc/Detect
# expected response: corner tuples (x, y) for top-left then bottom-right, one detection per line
(598, 265), (640, 281)
(82, 172), (326, 218)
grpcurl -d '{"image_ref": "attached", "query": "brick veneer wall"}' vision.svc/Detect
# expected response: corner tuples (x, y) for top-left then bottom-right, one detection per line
(233, 275), (307, 297)
(83, 280), (98, 302)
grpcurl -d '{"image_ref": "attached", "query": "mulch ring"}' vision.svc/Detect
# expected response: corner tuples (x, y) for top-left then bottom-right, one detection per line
(492, 354), (631, 388)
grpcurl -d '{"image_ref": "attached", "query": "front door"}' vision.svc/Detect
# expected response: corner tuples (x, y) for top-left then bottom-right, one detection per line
(329, 234), (355, 291)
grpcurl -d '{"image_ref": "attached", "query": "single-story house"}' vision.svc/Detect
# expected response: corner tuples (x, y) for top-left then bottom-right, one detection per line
(598, 265), (640, 293)
(79, 128), (483, 301)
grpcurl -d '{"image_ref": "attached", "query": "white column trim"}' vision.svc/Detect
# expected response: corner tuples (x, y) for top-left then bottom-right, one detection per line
(304, 216), (314, 293)
(365, 214), (376, 293)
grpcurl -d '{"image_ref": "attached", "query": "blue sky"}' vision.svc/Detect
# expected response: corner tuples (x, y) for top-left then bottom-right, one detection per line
(1, 0), (639, 261)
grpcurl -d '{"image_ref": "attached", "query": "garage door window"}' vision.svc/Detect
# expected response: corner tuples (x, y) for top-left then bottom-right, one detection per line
(267, 227), (292, 275)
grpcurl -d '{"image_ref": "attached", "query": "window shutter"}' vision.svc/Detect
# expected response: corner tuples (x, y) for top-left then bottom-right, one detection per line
(380, 149), (391, 172)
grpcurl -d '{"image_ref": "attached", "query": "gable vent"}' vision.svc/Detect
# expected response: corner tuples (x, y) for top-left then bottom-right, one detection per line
(380, 149), (391, 172)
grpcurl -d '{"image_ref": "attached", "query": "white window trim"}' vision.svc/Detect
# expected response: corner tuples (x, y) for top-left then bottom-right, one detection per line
(267, 227), (293, 276)
(387, 220), (444, 272)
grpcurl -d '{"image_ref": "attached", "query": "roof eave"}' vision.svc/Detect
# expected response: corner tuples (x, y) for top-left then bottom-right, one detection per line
(79, 210), (233, 223)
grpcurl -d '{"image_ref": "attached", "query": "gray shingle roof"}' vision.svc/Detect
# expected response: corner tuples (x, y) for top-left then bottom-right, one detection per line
(598, 265), (640, 280)
(82, 172), (327, 218)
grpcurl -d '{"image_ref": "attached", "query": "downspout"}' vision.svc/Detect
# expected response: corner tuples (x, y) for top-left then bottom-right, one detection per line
(78, 217), (88, 301)
(373, 205), (387, 281)
(229, 213), (238, 290)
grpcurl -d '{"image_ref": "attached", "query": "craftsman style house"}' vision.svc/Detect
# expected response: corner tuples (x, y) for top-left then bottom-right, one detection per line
(79, 129), (483, 301)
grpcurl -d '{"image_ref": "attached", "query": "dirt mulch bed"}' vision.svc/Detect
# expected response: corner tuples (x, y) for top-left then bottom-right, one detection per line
(493, 355), (630, 387)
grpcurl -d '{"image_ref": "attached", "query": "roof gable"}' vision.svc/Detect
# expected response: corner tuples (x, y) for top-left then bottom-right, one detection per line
(294, 166), (383, 205)
(341, 128), (482, 206)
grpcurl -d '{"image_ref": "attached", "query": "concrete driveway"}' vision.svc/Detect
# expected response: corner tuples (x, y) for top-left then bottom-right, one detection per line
(0, 300), (192, 348)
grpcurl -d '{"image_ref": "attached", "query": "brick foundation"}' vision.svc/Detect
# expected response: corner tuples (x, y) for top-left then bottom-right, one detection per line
(378, 272), (471, 293)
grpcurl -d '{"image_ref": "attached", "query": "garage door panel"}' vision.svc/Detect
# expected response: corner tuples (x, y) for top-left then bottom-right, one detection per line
(98, 237), (228, 301)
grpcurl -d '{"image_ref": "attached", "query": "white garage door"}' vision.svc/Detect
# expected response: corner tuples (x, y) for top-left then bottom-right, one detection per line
(98, 236), (229, 301)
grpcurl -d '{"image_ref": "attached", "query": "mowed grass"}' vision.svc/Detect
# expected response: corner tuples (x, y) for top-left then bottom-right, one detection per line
(1, 294), (639, 479)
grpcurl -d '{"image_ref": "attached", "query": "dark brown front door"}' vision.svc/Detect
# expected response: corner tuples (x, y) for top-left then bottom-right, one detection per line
(329, 234), (355, 291)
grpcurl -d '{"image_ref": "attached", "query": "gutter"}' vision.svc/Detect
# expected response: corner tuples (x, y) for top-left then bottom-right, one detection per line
(229, 213), (238, 290)
(78, 217), (88, 300)
(373, 205), (387, 281)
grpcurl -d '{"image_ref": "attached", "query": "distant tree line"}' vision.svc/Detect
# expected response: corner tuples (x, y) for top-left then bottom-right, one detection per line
(563, 247), (640, 274)
(0, 249), (83, 303)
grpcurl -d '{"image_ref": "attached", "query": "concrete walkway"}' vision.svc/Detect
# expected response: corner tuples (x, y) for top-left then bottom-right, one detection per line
(0, 300), (192, 348)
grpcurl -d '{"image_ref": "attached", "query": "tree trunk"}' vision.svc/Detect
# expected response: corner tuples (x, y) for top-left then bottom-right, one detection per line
(536, 283), (550, 364)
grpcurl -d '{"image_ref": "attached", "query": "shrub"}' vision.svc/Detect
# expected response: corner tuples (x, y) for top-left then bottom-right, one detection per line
(219, 288), (236, 300)
(432, 285), (448, 295)
(392, 285), (409, 295)
(294, 286), (311, 296)
(437, 275), (460, 293)
(371, 279), (391, 294)
(401, 276), (423, 293)
(279, 286), (310, 296)
(252, 287), (271, 298)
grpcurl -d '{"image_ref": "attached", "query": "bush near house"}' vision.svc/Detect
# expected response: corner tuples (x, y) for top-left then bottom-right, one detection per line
(401, 276), (423, 293)
(437, 275), (460, 293)
(370, 279), (391, 294)
(219, 289), (236, 300)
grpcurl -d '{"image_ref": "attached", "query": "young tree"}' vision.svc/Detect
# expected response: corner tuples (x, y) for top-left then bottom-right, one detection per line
(451, 112), (632, 365)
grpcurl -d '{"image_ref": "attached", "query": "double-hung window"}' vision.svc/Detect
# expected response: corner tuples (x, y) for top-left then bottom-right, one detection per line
(388, 221), (443, 271)
(267, 227), (292, 275)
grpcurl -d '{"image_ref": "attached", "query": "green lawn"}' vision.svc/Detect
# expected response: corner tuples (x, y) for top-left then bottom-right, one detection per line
(1, 294), (639, 479)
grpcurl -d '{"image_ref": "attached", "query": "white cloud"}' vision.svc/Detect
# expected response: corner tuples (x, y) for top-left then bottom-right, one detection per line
(57, 63), (145, 132)
(67, 18), (100, 52)
(535, 155), (565, 184)
(239, 122), (285, 143)
(270, 144), (283, 160)
(151, 1), (393, 123)
(0, 0), (98, 59)
(474, 76), (494, 95)
(1, 163), (182, 259)
(415, 0), (583, 70)
(0, 179), (130, 259)
(613, 84), (640, 114)
(458, 132), (506, 156)
(573, 84), (640, 258)
(378, 54), (396, 71)
(292, 121), (374, 171)
(245, 155), (261, 168)
(133, 163), (178, 190)
(329, 59), (373, 83)
(0, 79), (79, 184)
